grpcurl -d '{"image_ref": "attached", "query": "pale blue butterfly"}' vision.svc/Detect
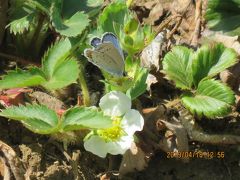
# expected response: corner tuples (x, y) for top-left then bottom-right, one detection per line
(84, 32), (125, 77)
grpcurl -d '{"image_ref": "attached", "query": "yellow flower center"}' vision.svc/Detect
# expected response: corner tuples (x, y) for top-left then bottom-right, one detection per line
(97, 117), (125, 142)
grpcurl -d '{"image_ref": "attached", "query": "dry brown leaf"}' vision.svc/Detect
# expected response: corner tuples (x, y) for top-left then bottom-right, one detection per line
(146, 74), (158, 92)
(144, 3), (163, 25)
(141, 31), (166, 70)
(219, 63), (240, 92)
(158, 118), (189, 162)
(0, 140), (25, 180)
(170, 0), (196, 44)
(171, 0), (192, 15)
(29, 91), (65, 111)
(143, 106), (166, 137)
(0, 88), (31, 107)
(119, 143), (149, 177)
(220, 70), (237, 90)
(202, 31), (240, 55)
(132, 0), (157, 8)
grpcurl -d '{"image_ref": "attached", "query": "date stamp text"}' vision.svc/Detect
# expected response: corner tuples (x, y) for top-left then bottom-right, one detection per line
(166, 151), (225, 159)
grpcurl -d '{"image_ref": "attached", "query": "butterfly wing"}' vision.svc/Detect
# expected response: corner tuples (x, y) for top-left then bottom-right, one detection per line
(102, 32), (124, 60)
(84, 42), (124, 77)
(90, 37), (101, 48)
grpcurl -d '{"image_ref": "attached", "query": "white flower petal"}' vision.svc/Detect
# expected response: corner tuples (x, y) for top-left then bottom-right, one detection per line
(84, 136), (109, 158)
(84, 135), (134, 157)
(106, 135), (133, 155)
(121, 109), (144, 136)
(99, 91), (131, 116)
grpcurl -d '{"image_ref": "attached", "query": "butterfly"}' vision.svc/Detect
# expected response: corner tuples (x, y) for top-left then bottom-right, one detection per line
(84, 32), (125, 77)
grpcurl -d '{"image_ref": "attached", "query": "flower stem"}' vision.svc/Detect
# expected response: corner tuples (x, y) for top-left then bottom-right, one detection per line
(78, 63), (90, 106)
(29, 13), (45, 57)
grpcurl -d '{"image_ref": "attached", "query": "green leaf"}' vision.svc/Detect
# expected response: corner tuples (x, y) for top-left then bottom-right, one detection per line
(103, 77), (133, 93)
(0, 105), (59, 134)
(42, 59), (80, 90)
(119, 27), (145, 55)
(8, 0), (51, 35)
(62, 0), (103, 18)
(0, 68), (46, 89)
(143, 25), (155, 45)
(42, 38), (72, 79)
(205, 0), (240, 35)
(98, 2), (128, 33)
(162, 46), (193, 90)
(41, 38), (79, 90)
(124, 18), (138, 34)
(61, 107), (112, 131)
(126, 67), (148, 100)
(8, 13), (36, 35)
(182, 79), (235, 118)
(87, 0), (103, 7)
(192, 43), (238, 86)
(8, 0), (37, 35)
(25, 0), (51, 14)
(51, 1), (89, 37)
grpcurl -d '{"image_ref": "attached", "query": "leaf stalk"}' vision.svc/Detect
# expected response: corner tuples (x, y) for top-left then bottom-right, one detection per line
(78, 63), (90, 106)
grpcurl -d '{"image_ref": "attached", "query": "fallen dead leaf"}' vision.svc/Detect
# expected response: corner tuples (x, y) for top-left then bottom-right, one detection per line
(144, 3), (163, 25)
(0, 140), (25, 180)
(158, 118), (189, 162)
(119, 142), (149, 177)
(29, 91), (65, 112)
(219, 63), (240, 92)
(146, 74), (158, 92)
(202, 31), (240, 55)
(0, 88), (31, 107)
(141, 31), (166, 70)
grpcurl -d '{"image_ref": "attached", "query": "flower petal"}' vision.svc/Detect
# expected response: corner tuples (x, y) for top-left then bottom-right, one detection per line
(84, 135), (109, 158)
(99, 91), (131, 116)
(121, 109), (144, 136)
(84, 135), (134, 158)
(106, 135), (133, 155)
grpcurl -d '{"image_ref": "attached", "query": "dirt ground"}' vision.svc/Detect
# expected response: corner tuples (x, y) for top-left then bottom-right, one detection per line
(0, 0), (240, 179)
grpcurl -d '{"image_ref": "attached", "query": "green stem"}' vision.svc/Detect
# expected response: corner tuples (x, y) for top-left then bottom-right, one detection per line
(29, 13), (45, 57)
(27, 0), (49, 14)
(78, 63), (90, 106)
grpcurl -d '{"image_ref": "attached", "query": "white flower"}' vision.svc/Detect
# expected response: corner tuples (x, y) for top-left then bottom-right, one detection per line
(84, 91), (144, 158)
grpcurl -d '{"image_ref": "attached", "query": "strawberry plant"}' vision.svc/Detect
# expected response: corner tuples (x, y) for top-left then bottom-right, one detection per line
(162, 43), (237, 118)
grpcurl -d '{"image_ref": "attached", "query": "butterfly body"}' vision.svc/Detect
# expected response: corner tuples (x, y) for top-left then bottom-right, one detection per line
(84, 33), (125, 77)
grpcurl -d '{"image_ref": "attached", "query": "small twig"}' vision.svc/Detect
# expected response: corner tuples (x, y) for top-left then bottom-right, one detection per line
(179, 107), (240, 145)
(201, 0), (208, 25)
(49, 141), (81, 180)
(0, 140), (25, 180)
(0, 156), (11, 179)
(167, 16), (183, 39)
(71, 150), (81, 180)
(155, 14), (182, 35)
(190, 0), (202, 46)
(0, 52), (40, 66)
(62, 150), (81, 180)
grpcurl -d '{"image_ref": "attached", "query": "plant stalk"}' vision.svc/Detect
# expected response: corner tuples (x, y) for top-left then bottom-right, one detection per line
(29, 13), (45, 57)
(78, 63), (90, 106)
